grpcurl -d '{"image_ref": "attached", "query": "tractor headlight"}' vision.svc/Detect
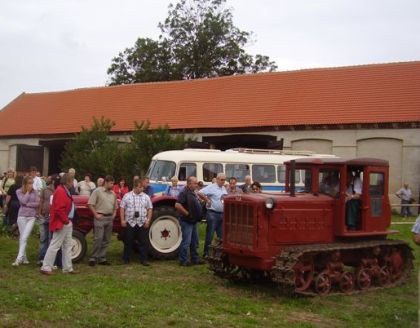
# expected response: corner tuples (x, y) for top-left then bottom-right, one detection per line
(265, 198), (275, 209)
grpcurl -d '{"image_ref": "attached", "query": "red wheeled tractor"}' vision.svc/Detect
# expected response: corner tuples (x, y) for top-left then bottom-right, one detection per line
(208, 158), (413, 295)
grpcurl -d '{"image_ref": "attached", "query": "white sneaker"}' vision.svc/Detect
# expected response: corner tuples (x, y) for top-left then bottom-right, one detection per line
(52, 265), (58, 270)
(22, 260), (30, 265)
(12, 261), (20, 266)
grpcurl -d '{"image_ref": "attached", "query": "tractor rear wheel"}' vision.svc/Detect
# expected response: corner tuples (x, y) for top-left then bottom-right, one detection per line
(71, 230), (87, 263)
(147, 206), (182, 259)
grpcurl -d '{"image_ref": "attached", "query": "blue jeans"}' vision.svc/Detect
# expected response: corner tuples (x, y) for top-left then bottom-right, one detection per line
(38, 216), (62, 266)
(346, 199), (361, 230)
(38, 216), (50, 261)
(401, 199), (412, 217)
(203, 210), (223, 257)
(179, 220), (199, 264)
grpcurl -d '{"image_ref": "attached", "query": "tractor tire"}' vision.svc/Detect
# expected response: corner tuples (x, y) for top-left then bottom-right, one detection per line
(147, 206), (182, 260)
(71, 229), (87, 263)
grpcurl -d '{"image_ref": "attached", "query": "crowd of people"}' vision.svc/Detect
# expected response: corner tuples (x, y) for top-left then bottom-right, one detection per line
(0, 166), (262, 273)
(1, 165), (417, 273)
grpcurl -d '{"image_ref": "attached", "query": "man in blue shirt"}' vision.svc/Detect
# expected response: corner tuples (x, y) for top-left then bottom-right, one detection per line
(199, 173), (228, 258)
(141, 177), (155, 197)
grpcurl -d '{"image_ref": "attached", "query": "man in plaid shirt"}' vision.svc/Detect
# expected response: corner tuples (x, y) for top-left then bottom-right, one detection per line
(120, 178), (153, 265)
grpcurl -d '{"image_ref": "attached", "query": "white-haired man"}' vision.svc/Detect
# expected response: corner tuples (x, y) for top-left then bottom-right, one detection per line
(199, 173), (227, 258)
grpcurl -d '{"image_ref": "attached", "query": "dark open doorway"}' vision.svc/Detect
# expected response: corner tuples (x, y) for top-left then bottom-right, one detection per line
(39, 139), (69, 175)
(202, 134), (282, 151)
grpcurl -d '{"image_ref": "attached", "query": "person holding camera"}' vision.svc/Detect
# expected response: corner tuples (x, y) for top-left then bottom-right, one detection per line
(120, 178), (153, 266)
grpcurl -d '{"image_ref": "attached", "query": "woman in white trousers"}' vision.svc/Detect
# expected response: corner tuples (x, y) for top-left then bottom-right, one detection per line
(13, 176), (40, 266)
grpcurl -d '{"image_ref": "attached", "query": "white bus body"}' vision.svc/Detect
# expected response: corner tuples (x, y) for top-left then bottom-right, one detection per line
(146, 148), (336, 195)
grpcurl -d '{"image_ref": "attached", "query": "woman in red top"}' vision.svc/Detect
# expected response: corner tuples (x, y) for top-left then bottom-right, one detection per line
(113, 177), (129, 200)
(40, 173), (78, 275)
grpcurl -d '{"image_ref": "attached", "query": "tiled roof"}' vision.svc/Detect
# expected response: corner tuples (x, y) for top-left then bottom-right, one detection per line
(1, 61), (420, 137)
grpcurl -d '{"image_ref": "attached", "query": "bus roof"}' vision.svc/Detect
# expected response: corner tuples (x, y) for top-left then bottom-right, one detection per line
(152, 149), (336, 165)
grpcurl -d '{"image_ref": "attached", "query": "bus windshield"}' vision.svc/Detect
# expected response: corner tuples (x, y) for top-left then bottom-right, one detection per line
(148, 160), (176, 182)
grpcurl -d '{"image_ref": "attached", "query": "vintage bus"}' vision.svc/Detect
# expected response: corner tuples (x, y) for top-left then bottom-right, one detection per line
(146, 148), (337, 194)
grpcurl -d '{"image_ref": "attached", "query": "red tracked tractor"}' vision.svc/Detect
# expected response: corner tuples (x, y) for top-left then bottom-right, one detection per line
(208, 158), (413, 295)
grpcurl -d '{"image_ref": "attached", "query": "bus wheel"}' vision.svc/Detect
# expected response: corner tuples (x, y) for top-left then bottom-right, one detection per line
(147, 206), (182, 260)
(71, 230), (87, 263)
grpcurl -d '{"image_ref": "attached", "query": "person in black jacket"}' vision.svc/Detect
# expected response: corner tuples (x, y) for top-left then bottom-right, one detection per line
(4, 175), (23, 231)
(175, 176), (206, 267)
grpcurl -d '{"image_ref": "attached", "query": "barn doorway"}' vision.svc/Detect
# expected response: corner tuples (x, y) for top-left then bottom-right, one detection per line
(39, 139), (69, 175)
(202, 134), (282, 151)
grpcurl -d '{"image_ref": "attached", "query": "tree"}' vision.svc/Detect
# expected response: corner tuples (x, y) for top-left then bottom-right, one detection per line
(107, 38), (179, 85)
(60, 117), (123, 180)
(60, 118), (191, 181)
(107, 0), (277, 85)
(123, 121), (191, 176)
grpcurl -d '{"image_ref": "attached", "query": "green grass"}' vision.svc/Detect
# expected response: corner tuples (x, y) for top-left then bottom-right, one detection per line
(0, 215), (418, 328)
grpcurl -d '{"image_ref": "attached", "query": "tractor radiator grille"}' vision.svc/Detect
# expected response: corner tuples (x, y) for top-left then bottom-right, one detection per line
(225, 203), (255, 247)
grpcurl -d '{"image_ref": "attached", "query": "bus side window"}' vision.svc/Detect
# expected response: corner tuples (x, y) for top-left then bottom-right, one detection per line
(277, 165), (286, 183)
(178, 163), (197, 181)
(203, 163), (223, 182)
(252, 165), (275, 183)
(226, 164), (250, 182)
(285, 168), (301, 184)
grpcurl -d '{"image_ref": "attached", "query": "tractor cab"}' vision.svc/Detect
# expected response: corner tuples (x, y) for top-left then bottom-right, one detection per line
(285, 158), (392, 238)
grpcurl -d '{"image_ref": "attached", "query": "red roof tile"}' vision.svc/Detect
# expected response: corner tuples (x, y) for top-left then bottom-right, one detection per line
(1, 61), (420, 137)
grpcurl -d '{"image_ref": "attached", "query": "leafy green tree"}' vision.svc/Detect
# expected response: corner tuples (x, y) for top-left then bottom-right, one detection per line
(124, 120), (191, 176)
(107, 38), (178, 85)
(107, 0), (277, 85)
(61, 118), (191, 181)
(60, 117), (123, 180)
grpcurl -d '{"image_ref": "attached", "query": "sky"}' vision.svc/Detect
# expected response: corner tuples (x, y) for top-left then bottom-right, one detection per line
(1, 0), (419, 109)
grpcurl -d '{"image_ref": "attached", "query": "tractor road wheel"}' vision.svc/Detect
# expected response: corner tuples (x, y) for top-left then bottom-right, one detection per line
(71, 230), (87, 263)
(356, 268), (371, 290)
(314, 272), (332, 295)
(147, 206), (182, 260)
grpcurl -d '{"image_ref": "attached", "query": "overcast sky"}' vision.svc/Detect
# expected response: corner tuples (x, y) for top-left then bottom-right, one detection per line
(1, 0), (419, 109)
